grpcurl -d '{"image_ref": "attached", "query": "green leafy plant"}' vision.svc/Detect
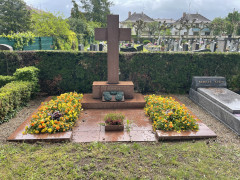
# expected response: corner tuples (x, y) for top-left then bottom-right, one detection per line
(0, 32), (35, 50)
(104, 113), (125, 125)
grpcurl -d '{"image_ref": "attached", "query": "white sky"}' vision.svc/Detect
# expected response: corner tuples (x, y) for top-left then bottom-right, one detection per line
(24, 0), (240, 21)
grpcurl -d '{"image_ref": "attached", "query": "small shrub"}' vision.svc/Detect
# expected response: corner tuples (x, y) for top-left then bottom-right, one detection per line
(104, 113), (125, 125)
(0, 75), (15, 88)
(13, 66), (39, 83)
(25, 92), (83, 134)
(144, 95), (199, 132)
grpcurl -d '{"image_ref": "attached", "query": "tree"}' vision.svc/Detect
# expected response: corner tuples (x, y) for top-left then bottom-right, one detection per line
(79, 0), (113, 26)
(210, 17), (228, 36)
(225, 10), (240, 37)
(31, 11), (78, 50)
(146, 21), (158, 41)
(182, 19), (196, 39)
(0, 0), (31, 34)
(134, 19), (146, 41)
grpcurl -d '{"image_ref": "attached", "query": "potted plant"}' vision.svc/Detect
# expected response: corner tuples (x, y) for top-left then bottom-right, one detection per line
(104, 113), (125, 131)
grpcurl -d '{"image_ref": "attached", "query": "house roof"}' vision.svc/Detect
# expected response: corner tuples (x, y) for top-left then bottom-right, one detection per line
(176, 13), (211, 23)
(123, 12), (154, 23)
(155, 18), (176, 24)
(26, 5), (44, 14)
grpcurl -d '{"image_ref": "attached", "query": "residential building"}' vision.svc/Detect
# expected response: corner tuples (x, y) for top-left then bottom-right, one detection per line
(172, 12), (211, 37)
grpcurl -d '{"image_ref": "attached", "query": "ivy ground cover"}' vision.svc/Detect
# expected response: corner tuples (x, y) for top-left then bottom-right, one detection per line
(25, 92), (83, 134)
(144, 95), (199, 132)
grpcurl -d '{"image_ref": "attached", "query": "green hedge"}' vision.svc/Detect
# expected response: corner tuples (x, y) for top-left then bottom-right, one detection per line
(0, 81), (35, 122)
(0, 66), (39, 123)
(0, 51), (240, 94)
(0, 75), (15, 88)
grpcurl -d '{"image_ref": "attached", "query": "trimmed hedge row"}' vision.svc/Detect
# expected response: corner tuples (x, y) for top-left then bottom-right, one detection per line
(0, 75), (15, 88)
(0, 66), (39, 122)
(0, 81), (35, 121)
(0, 51), (240, 94)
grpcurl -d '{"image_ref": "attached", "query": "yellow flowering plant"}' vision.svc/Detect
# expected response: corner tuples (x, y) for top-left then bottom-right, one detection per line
(144, 95), (199, 132)
(25, 92), (83, 134)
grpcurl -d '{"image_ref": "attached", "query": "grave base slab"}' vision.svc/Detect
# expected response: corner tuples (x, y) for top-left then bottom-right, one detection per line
(92, 81), (134, 99)
(82, 93), (145, 109)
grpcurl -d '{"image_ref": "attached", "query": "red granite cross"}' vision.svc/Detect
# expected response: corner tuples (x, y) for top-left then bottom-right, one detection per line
(95, 15), (131, 84)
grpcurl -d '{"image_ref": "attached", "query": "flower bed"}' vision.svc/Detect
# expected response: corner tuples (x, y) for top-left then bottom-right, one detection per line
(144, 95), (199, 132)
(25, 92), (83, 134)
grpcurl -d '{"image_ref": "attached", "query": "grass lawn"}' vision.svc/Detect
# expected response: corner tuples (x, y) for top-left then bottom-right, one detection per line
(0, 141), (239, 179)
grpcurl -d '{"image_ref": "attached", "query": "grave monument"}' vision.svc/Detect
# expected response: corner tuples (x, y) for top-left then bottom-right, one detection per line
(189, 76), (240, 135)
(82, 15), (145, 109)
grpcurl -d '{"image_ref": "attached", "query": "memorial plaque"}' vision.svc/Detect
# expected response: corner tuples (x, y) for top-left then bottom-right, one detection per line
(191, 76), (227, 90)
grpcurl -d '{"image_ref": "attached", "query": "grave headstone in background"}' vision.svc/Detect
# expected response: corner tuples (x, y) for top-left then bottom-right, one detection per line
(99, 44), (103, 51)
(195, 43), (200, 50)
(78, 44), (84, 51)
(183, 44), (189, 51)
(90, 44), (95, 51)
(210, 41), (217, 52)
(0, 44), (13, 51)
(192, 41), (197, 51)
(217, 37), (226, 52)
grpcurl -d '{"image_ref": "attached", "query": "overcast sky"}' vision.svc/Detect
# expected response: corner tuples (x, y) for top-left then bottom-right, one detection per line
(24, 0), (240, 21)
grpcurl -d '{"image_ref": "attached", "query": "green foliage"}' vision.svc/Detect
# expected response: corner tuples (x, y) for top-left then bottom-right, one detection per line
(0, 81), (35, 122)
(13, 66), (39, 83)
(31, 11), (78, 50)
(0, 32), (35, 50)
(0, 52), (240, 94)
(0, 0), (31, 34)
(0, 66), (39, 122)
(143, 40), (151, 45)
(0, 75), (15, 87)
(104, 113), (125, 125)
(79, 0), (113, 26)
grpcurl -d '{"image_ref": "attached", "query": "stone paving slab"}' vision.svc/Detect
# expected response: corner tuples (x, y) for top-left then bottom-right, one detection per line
(156, 122), (216, 140)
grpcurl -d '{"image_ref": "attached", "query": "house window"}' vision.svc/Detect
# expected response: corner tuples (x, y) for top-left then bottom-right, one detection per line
(193, 32), (199, 36)
(184, 32), (188, 35)
(195, 24), (199, 28)
(175, 32), (178, 35)
(205, 32), (210, 36)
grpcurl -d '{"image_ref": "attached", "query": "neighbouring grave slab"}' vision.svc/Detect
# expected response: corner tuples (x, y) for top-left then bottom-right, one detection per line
(189, 76), (240, 135)
(7, 97), (72, 142)
(198, 88), (240, 114)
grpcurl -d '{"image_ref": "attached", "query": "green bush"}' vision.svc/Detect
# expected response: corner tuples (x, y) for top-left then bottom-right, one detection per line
(0, 51), (240, 94)
(0, 66), (40, 123)
(0, 81), (35, 122)
(0, 75), (15, 87)
(143, 40), (151, 45)
(13, 66), (39, 82)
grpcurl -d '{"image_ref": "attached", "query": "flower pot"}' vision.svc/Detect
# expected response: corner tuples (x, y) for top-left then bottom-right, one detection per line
(105, 124), (124, 131)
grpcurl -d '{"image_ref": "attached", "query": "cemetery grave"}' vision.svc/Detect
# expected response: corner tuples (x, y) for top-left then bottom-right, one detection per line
(7, 15), (217, 142)
(189, 76), (240, 135)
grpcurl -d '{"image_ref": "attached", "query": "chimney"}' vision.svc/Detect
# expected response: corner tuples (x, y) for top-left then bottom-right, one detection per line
(128, 11), (131, 18)
(183, 12), (186, 17)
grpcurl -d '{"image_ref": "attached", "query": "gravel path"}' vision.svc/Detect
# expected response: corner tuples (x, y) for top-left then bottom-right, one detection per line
(0, 94), (239, 147)
(0, 95), (46, 143)
(174, 94), (240, 148)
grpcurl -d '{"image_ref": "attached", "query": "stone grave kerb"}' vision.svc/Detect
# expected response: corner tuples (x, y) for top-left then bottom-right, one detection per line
(95, 15), (131, 84)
